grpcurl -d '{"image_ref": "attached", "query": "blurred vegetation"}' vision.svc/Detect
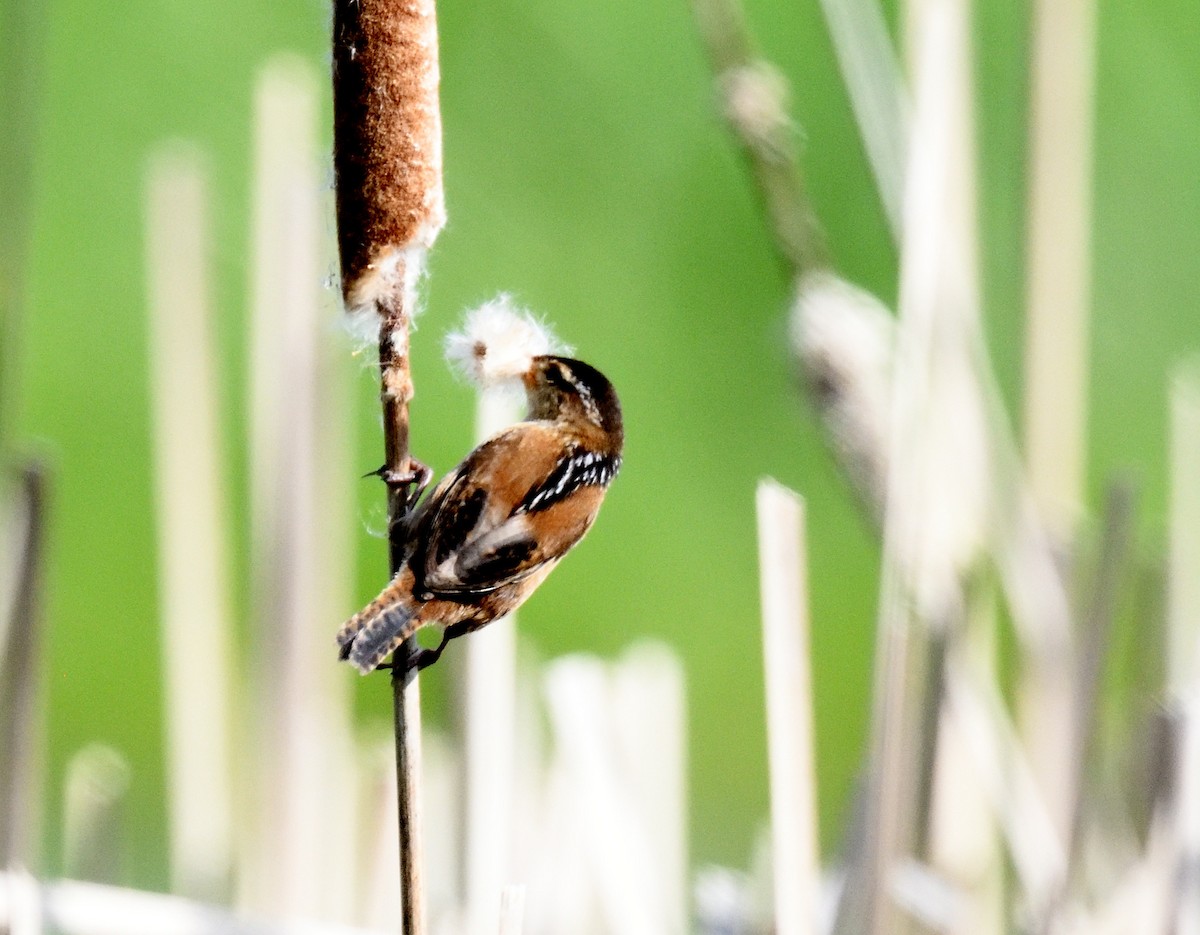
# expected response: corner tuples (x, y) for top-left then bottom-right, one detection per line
(6, 0), (1198, 892)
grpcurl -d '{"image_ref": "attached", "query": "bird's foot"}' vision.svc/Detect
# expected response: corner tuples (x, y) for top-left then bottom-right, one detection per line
(373, 637), (447, 676)
(364, 457), (433, 522)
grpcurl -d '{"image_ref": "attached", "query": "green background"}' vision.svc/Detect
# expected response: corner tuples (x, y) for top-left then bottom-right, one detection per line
(5, 0), (1198, 892)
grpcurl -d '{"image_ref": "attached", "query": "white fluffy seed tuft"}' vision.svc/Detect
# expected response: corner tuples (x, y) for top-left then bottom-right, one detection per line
(445, 295), (567, 386)
(339, 245), (430, 353)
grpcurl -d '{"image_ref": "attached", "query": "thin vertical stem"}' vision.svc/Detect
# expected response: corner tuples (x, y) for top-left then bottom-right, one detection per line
(463, 388), (521, 935)
(0, 462), (46, 870)
(333, 0), (446, 929)
(1063, 480), (1134, 872)
(1019, 0), (1098, 850)
(380, 295), (424, 935)
(244, 57), (361, 919)
(611, 644), (688, 934)
(1167, 363), (1200, 933)
(144, 151), (235, 902)
(756, 480), (820, 935)
(812, 0), (908, 238)
(1021, 0), (1097, 538)
(1168, 362), (1200, 696)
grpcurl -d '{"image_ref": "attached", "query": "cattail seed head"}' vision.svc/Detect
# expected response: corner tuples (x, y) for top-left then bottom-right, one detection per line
(332, 0), (446, 313)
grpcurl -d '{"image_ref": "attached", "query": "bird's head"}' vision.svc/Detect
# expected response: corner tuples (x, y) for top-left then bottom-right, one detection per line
(525, 355), (624, 446)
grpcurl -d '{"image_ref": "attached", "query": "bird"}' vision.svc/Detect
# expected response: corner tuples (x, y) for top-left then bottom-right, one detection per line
(336, 353), (623, 674)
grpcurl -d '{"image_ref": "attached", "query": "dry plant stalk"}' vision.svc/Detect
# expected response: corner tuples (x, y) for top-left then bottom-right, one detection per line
(811, 0), (908, 236)
(62, 744), (131, 885)
(1167, 363), (1200, 933)
(611, 644), (689, 935)
(1064, 480), (1135, 870)
(1016, 0), (1098, 857)
(462, 389), (521, 935)
(1021, 0), (1097, 538)
(543, 657), (667, 935)
(332, 2), (446, 932)
(144, 149), (236, 902)
(0, 462), (46, 870)
(755, 481), (820, 935)
(246, 57), (360, 920)
(690, 0), (829, 277)
(1167, 361), (1200, 695)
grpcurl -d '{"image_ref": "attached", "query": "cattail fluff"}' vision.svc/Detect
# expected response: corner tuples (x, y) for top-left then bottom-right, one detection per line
(445, 295), (568, 387)
(790, 271), (895, 516)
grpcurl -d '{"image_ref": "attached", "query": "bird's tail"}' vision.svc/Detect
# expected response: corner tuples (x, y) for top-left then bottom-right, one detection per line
(336, 590), (421, 675)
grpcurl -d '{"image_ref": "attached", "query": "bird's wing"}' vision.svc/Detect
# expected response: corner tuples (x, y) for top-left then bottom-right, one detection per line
(418, 425), (606, 597)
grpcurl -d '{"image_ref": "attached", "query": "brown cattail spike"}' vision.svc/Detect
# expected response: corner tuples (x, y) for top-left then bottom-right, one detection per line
(333, 0), (446, 310)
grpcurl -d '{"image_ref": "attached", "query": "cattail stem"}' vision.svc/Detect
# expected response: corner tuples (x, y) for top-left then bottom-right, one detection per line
(376, 271), (425, 935)
(332, 1), (446, 931)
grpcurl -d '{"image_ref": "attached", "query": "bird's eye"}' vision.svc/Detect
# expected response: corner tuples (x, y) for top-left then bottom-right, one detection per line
(546, 363), (575, 393)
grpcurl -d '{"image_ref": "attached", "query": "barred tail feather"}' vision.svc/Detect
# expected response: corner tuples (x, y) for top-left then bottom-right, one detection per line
(346, 604), (421, 674)
(335, 576), (409, 656)
(335, 603), (378, 656)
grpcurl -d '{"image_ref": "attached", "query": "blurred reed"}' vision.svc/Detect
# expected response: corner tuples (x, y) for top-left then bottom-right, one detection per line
(62, 745), (130, 885)
(690, 0), (1196, 931)
(460, 387), (522, 935)
(241, 55), (361, 924)
(0, 462), (47, 873)
(1022, 0), (1097, 540)
(755, 481), (819, 935)
(145, 147), (237, 903)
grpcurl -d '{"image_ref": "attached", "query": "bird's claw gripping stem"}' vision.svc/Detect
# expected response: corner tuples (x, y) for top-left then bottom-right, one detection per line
(364, 458), (433, 517)
(373, 636), (449, 683)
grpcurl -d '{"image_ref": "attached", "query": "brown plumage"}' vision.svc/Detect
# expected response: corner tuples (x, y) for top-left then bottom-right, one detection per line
(337, 355), (623, 674)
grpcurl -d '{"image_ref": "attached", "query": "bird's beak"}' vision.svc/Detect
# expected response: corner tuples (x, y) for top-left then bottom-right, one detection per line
(522, 359), (544, 389)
